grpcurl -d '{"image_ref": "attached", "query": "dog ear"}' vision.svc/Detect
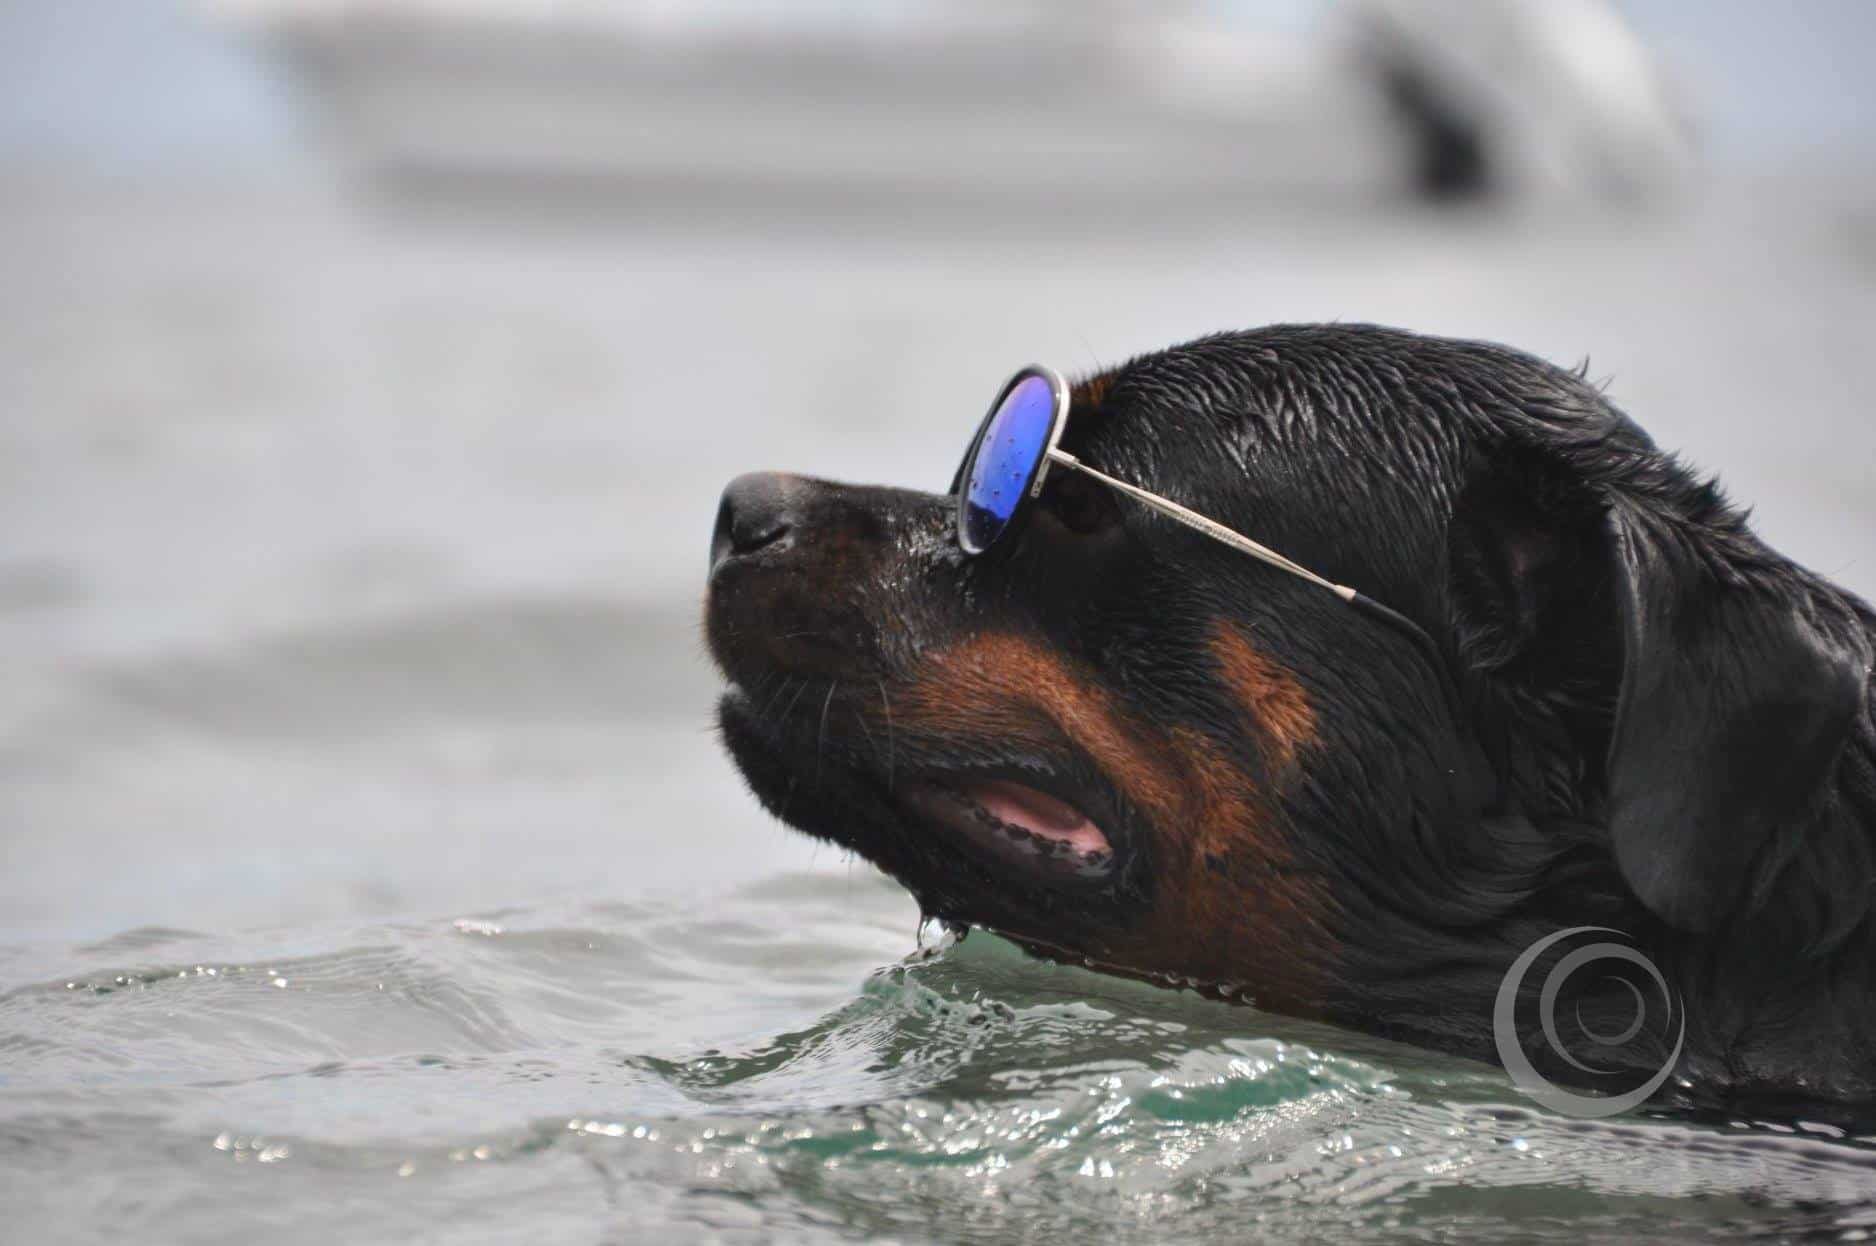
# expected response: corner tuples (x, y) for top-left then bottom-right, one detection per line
(1447, 444), (1620, 707)
(1601, 503), (1865, 931)
(1450, 446), (1867, 931)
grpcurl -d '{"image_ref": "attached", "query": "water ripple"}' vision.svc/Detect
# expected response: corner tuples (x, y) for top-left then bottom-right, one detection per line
(4, 878), (1876, 1242)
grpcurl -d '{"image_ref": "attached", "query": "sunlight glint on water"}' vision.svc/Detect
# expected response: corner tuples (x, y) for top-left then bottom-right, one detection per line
(6, 875), (1876, 1242)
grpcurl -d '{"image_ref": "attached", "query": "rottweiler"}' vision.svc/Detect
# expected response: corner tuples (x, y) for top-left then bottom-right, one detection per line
(704, 324), (1876, 1122)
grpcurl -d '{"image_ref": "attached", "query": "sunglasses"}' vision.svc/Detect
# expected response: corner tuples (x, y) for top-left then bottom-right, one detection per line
(952, 364), (1446, 679)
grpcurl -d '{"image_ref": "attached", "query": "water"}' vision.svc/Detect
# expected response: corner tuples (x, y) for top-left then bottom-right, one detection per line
(8, 888), (1876, 1242)
(6, 167), (1876, 1239)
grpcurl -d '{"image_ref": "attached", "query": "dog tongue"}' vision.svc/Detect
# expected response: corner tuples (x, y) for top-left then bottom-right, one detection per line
(968, 780), (1111, 856)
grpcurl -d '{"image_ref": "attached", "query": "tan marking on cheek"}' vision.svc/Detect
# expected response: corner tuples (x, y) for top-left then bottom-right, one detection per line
(1209, 623), (1316, 772)
(1168, 724), (1263, 854)
(893, 632), (1335, 1009)
(897, 634), (1188, 828)
(1136, 724), (1331, 1001)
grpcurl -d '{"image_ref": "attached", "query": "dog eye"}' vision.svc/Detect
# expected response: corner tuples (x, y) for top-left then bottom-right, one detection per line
(1043, 470), (1120, 536)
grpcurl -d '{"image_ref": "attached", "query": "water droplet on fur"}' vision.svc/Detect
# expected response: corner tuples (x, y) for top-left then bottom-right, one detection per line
(914, 916), (966, 957)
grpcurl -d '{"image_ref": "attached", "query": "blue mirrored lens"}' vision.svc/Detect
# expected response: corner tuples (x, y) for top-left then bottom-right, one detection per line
(960, 374), (1055, 554)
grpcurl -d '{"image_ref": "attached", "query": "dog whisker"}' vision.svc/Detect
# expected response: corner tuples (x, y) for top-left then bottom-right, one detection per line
(750, 674), (791, 722)
(877, 679), (896, 794)
(776, 678), (812, 724)
(815, 680), (840, 790)
(850, 696), (877, 763)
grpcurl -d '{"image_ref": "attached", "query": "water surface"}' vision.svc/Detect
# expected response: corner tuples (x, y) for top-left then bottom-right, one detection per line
(7, 878), (1876, 1242)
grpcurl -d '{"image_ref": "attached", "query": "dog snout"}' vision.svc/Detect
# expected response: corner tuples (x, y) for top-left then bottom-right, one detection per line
(705, 473), (946, 686)
(712, 472), (797, 572)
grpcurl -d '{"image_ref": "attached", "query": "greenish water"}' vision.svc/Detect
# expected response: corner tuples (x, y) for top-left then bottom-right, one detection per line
(5, 873), (1875, 1243)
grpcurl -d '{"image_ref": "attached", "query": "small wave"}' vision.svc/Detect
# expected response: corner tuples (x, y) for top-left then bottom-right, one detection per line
(6, 893), (1876, 1243)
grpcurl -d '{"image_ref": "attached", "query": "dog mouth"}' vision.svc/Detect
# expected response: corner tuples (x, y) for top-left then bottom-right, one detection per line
(717, 684), (1126, 890)
(899, 777), (1118, 883)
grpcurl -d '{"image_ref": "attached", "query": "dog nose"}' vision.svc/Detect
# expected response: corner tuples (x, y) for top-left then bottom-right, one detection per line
(712, 472), (795, 569)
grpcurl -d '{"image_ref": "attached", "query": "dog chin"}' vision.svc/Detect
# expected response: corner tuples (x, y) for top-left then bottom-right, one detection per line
(714, 689), (880, 847)
(715, 686), (1135, 921)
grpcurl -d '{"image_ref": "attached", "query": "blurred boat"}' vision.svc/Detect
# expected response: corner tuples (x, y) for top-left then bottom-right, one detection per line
(1359, 0), (1695, 201)
(212, 0), (1692, 205)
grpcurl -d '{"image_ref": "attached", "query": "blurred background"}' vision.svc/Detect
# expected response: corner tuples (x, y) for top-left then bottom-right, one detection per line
(3, 0), (1874, 943)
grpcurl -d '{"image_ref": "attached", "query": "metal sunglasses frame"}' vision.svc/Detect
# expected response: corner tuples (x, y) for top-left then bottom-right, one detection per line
(954, 363), (1450, 683)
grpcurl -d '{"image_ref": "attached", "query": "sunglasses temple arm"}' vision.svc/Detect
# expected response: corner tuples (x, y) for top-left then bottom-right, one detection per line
(1046, 450), (1356, 601)
(1046, 449), (1460, 720)
(1045, 449), (1460, 717)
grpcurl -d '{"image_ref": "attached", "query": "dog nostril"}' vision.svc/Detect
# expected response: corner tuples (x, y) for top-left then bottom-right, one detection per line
(732, 514), (790, 554)
(712, 472), (797, 568)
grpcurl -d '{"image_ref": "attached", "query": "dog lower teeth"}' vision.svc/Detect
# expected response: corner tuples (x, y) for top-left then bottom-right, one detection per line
(900, 780), (1116, 879)
(941, 781), (1113, 860)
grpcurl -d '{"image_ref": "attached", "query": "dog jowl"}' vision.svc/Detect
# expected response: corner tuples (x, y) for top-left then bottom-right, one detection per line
(703, 324), (1876, 1120)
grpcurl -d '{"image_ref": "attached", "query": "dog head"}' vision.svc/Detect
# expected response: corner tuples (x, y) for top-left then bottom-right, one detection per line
(705, 325), (1871, 1034)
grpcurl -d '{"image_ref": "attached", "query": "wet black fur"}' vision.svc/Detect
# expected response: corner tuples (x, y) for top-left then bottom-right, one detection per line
(709, 324), (1876, 1123)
